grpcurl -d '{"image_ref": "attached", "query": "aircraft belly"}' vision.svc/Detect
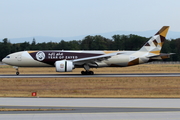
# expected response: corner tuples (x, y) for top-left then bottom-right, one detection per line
(101, 55), (129, 67)
(16, 57), (51, 67)
(96, 61), (109, 67)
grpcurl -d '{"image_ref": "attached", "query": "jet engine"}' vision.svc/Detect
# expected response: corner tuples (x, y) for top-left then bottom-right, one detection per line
(55, 60), (74, 72)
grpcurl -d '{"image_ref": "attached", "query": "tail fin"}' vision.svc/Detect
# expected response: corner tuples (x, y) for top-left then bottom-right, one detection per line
(139, 26), (169, 56)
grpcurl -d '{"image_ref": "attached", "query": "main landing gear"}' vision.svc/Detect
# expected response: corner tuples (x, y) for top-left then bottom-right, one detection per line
(81, 64), (94, 75)
(81, 70), (94, 75)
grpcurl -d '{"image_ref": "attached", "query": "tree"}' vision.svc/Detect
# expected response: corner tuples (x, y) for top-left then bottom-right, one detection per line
(81, 35), (94, 50)
(20, 42), (30, 51)
(0, 38), (11, 60)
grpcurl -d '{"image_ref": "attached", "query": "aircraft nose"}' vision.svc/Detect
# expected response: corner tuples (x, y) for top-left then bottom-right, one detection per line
(2, 58), (7, 64)
(2, 55), (10, 64)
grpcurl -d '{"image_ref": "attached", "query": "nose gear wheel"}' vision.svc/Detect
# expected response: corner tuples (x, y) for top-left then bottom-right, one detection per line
(14, 67), (20, 75)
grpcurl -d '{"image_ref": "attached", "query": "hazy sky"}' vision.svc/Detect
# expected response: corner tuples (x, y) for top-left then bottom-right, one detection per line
(0, 0), (180, 38)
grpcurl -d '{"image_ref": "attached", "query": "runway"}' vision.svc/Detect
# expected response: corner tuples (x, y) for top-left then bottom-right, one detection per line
(1, 73), (180, 78)
(0, 98), (180, 119)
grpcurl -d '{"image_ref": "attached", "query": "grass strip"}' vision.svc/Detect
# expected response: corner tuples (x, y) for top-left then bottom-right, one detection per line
(0, 64), (180, 98)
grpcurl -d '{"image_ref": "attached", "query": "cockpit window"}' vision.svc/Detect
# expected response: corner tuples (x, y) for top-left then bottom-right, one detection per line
(6, 56), (10, 58)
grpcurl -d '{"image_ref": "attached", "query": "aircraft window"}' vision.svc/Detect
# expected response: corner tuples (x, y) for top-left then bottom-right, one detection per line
(6, 56), (10, 58)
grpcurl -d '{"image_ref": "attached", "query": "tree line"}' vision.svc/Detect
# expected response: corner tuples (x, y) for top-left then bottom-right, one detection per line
(0, 34), (179, 61)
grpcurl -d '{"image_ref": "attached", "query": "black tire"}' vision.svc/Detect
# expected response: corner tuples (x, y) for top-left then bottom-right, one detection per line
(16, 72), (19, 75)
(89, 71), (94, 75)
(81, 71), (85, 75)
(81, 71), (94, 75)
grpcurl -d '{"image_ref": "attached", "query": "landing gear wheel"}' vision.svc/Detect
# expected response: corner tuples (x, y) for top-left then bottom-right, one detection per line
(81, 70), (94, 75)
(82, 64), (94, 75)
(16, 72), (19, 75)
(14, 67), (20, 75)
(89, 71), (94, 75)
(81, 71), (85, 75)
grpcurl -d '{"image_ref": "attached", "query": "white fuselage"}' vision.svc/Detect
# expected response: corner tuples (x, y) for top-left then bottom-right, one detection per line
(2, 50), (149, 68)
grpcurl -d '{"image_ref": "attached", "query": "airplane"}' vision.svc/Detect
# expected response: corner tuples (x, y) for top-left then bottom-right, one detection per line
(2, 26), (173, 75)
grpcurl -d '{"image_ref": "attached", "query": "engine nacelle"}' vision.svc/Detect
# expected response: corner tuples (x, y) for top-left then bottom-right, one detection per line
(55, 60), (74, 72)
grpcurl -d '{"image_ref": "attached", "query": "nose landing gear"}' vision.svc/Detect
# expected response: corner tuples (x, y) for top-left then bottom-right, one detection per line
(13, 66), (20, 75)
(16, 71), (19, 75)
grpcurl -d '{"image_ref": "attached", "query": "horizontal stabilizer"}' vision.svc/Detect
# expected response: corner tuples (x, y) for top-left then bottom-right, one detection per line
(146, 53), (175, 59)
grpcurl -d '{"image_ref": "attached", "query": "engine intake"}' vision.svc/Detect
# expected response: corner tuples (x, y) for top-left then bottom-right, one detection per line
(55, 60), (74, 72)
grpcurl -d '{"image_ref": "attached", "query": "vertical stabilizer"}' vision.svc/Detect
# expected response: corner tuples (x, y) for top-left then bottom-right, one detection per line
(139, 26), (169, 56)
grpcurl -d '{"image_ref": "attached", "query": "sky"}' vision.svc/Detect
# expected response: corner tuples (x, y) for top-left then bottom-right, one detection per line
(0, 0), (180, 39)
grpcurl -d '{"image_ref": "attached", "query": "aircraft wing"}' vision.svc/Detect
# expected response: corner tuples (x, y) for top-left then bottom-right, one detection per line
(73, 52), (122, 63)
